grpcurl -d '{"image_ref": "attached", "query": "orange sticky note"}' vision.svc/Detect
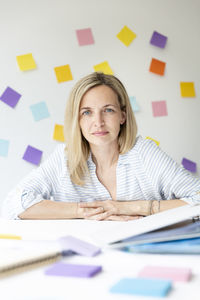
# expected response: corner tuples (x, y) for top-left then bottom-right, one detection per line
(146, 136), (160, 146)
(149, 58), (166, 76)
(54, 65), (73, 83)
(16, 53), (36, 71)
(53, 124), (65, 142)
(93, 61), (113, 75)
(116, 25), (137, 46)
(180, 82), (195, 97)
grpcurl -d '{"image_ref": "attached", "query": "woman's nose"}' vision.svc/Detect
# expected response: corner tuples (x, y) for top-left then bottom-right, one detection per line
(94, 112), (104, 127)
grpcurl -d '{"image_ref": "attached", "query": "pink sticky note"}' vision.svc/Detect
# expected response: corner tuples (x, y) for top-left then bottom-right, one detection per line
(76, 28), (94, 46)
(138, 265), (192, 282)
(152, 100), (168, 117)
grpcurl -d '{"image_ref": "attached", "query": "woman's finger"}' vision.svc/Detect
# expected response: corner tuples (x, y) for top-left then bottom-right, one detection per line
(83, 207), (104, 217)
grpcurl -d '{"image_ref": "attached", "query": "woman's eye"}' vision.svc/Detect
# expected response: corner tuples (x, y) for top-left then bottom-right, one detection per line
(82, 110), (91, 116)
(105, 108), (114, 113)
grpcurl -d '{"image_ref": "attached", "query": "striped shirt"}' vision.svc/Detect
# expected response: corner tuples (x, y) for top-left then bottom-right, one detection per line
(2, 136), (200, 219)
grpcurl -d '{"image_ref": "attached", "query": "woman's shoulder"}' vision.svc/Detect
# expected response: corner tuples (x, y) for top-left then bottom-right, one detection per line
(131, 135), (159, 155)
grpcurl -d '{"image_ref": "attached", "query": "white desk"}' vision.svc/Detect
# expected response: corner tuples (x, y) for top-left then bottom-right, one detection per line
(1, 219), (200, 300)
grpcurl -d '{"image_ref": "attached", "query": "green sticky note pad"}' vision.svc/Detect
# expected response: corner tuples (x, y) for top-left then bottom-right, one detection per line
(110, 277), (172, 297)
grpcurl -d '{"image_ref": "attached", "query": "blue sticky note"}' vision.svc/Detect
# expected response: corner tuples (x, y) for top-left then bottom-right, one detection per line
(0, 139), (9, 157)
(30, 101), (50, 121)
(110, 278), (172, 297)
(129, 96), (140, 112)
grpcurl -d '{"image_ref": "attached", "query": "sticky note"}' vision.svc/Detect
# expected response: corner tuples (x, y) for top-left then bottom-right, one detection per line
(110, 278), (172, 297)
(138, 265), (192, 282)
(117, 25), (137, 46)
(152, 100), (168, 117)
(58, 235), (101, 256)
(182, 158), (197, 173)
(0, 139), (9, 157)
(0, 87), (21, 108)
(54, 65), (73, 83)
(129, 96), (140, 112)
(76, 28), (94, 46)
(30, 101), (50, 121)
(45, 262), (102, 278)
(150, 31), (168, 48)
(22, 145), (43, 165)
(149, 58), (166, 76)
(180, 82), (195, 97)
(0, 234), (21, 240)
(146, 136), (160, 146)
(53, 124), (65, 142)
(16, 53), (36, 71)
(93, 61), (113, 75)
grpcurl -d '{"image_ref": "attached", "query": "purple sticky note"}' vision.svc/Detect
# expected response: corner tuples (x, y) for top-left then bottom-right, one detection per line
(45, 262), (102, 278)
(182, 158), (197, 173)
(138, 265), (192, 282)
(76, 28), (94, 46)
(22, 145), (43, 165)
(0, 86), (21, 108)
(58, 235), (101, 257)
(150, 31), (168, 48)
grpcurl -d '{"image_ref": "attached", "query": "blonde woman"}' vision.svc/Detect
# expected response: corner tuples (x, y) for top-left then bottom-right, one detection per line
(2, 72), (200, 220)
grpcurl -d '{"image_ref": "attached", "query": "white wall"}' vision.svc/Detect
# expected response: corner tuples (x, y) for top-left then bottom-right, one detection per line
(0, 0), (200, 210)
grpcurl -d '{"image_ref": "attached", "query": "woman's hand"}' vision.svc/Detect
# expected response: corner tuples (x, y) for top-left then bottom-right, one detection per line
(78, 200), (143, 221)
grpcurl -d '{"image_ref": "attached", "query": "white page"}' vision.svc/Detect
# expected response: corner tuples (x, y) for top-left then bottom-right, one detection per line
(90, 204), (200, 246)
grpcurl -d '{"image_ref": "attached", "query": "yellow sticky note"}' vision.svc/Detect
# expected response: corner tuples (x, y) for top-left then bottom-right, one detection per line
(0, 234), (21, 240)
(180, 82), (195, 97)
(16, 53), (36, 71)
(93, 61), (113, 75)
(53, 124), (65, 142)
(146, 136), (160, 146)
(117, 25), (137, 46)
(54, 65), (73, 83)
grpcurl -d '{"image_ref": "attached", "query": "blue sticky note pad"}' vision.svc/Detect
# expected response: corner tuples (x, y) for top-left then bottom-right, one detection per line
(129, 96), (140, 112)
(110, 278), (172, 297)
(0, 139), (9, 157)
(30, 101), (50, 121)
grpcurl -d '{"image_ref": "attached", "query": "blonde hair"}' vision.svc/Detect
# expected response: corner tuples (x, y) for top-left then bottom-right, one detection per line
(64, 72), (137, 186)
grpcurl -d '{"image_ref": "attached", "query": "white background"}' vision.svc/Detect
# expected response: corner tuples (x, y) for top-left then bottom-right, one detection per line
(0, 0), (200, 211)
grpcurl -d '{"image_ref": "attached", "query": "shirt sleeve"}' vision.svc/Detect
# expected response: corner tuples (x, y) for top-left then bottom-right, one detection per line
(139, 138), (200, 206)
(1, 145), (65, 219)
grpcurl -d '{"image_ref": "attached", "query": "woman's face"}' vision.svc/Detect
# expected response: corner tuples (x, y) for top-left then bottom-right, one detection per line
(79, 85), (126, 148)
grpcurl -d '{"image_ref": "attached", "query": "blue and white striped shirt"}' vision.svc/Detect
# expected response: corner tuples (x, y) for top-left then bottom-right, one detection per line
(2, 136), (200, 219)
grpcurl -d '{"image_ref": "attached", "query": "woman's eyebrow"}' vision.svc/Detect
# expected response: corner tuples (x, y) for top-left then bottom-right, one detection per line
(80, 104), (117, 111)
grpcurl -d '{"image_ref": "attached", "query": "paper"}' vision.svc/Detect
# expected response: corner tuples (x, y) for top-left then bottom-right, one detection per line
(30, 101), (50, 121)
(0, 87), (21, 108)
(0, 139), (9, 157)
(58, 235), (101, 256)
(116, 25), (136, 46)
(182, 158), (197, 173)
(16, 53), (36, 71)
(150, 31), (168, 48)
(53, 124), (65, 142)
(149, 58), (166, 75)
(146, 136), (160, 146)
(45, 262), (102, 278)
(129, 96), (140, 112)
(22, 145), (43, 165)
(93, 61), (113, 75)
(0, 234), (21, 240)
(76, 28), (94, 46)
(138, 266), (192, 282)
(152, 100), (168, 117)
(54, 65), (73, 83)
(90, 205), (200, 245)
(110, 278), (171, 297)
(180, 82), (195, 97)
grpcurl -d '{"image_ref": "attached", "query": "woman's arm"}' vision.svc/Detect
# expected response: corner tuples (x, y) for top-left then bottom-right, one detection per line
(79, 199), (187, 221)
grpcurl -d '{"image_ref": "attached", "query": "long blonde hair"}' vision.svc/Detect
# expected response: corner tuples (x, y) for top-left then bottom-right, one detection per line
(64, 72), (137, 186)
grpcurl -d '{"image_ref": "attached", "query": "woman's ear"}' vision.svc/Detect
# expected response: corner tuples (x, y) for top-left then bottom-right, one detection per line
(120, 111), (126, 124)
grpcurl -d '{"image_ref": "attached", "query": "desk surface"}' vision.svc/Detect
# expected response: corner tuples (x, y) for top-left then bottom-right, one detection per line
(1, 219), (200, 300)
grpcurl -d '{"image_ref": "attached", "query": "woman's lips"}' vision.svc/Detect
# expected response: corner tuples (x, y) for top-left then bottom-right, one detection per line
(92, 131), (108, 136)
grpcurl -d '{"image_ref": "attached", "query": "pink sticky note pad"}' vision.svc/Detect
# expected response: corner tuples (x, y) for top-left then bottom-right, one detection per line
(76, 28), (94, 46)
(152, 100), (168, 117)
(138, 265), (192, 282)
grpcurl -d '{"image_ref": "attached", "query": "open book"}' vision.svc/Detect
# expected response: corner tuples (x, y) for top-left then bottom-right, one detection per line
(90, 204), (200, 246)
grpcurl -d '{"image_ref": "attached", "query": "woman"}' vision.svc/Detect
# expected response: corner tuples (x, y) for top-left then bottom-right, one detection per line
(2, 72), (200, 220)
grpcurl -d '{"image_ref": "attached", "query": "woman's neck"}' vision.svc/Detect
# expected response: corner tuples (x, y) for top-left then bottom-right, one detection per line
(90, 143), (119, 171)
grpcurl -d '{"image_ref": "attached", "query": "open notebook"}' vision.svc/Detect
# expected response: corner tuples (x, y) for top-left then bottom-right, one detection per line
(90, 204), (200, 246)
